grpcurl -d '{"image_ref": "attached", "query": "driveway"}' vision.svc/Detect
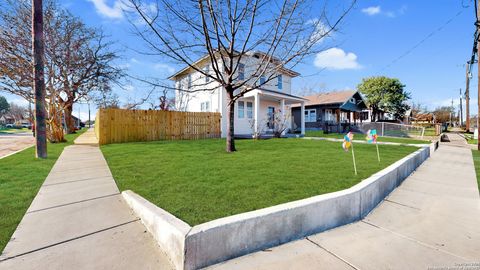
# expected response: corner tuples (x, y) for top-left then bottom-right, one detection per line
(0, 133), (34, 158)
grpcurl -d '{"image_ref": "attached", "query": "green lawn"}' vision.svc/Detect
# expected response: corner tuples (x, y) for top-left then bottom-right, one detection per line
(304, 130), (430, 144)
(102, 138), (418, 226)
(0, 129), (85, 252)
(471, 150), (480, 192)
(464, 134), (477, 145)
(423, 127), (437, 137)
(0, 127), (31, 134)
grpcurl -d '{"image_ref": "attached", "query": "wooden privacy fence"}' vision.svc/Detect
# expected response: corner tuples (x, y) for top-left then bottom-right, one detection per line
(94, 109), (221, 145)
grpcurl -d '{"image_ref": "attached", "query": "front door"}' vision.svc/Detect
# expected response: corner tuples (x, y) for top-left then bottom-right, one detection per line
(267, 106), (275, 130)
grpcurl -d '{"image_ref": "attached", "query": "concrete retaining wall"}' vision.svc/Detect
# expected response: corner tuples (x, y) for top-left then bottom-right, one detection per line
(123, 144), (433, 270)
(122, 191), (191, 270)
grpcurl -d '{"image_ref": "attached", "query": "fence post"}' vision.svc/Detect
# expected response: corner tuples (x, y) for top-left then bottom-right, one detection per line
(381, 122), (385, 136)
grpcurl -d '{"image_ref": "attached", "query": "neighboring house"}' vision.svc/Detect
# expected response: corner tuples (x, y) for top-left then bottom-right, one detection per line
(359, 108), (386, 123)
(169, 51), (307, 137)
(0, 115), (15, 125)
(411, 112), (434, 124)
(291, 90), (368, 133)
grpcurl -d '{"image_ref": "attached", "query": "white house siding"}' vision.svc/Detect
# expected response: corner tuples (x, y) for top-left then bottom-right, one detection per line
(173, 54), (296, 137)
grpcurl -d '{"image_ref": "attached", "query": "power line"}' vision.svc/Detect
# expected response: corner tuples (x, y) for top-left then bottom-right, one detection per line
(380, 6), (469, 72)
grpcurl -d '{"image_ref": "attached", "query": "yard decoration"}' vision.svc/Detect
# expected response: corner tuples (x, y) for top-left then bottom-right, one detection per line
(342, 132), (357, 175)
(366, 129), (380, 162)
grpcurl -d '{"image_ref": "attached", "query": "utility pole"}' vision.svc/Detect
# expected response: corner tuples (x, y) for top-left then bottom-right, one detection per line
(477, 9), (480, 150)
(32, 0), (47, 158)
(466, 61), (471, 132)
(450, 98), (454, 127)
(459, 88), (463, 126)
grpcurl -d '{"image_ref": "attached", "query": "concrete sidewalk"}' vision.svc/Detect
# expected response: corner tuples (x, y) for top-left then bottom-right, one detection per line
(208, 133), (480, 270)
(0, 130), (173, 269)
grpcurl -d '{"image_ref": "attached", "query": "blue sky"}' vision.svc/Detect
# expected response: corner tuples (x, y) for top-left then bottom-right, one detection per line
(3, 0), (477, 121)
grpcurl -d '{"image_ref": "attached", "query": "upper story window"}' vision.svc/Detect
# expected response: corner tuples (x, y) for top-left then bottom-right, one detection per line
(238, 63), (245, 80)
(350, 97), (355, 104)
(203, 65), (210, 83)
(277, 74), (283, 90)
(238, 101), (245, 118)
(187, 74), (192, 89)
(260, 75), (266, 85)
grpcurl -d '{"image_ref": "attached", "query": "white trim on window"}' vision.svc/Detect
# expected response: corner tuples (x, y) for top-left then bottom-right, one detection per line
(238, 63), (245, 81)
(305, 109), (316, 122)
(200, 101), (210, 112)
(203, 65), (210, 83)
(246, 102), (253, 118)
(260, 75), (266, 85)
(277, 74), (283, 90)
(238, 101), (245, 118)
(325, 109), (334, 122)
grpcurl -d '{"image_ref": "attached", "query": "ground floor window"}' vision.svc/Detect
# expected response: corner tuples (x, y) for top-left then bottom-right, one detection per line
(305, 109), (316, 122)
(246, 102), (253, 118)
(201, 101), (210, 112)
(238, 101), (253, 119)
(238, 101), (245, 118)
(325, 109), (335, 122)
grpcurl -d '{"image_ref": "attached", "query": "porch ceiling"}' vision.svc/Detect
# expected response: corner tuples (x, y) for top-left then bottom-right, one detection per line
(243, 89), (306, 104)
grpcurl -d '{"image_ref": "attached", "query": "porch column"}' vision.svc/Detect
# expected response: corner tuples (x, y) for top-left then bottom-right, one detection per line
(300, 102), (305, 135)
(254, 92), (260, 134)
(280, 99), (286, 135)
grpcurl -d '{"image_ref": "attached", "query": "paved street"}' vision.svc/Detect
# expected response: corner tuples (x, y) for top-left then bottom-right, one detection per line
(0, 134), (34, 159)
(0, 129), (174, 270)
(208, 133), (480, 270)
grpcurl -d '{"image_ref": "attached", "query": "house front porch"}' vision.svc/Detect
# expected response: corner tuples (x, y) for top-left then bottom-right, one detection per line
(231, 89), (307, 137)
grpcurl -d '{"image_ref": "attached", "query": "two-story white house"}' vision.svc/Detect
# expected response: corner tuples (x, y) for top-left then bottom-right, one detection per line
(169, 51), (307, 137)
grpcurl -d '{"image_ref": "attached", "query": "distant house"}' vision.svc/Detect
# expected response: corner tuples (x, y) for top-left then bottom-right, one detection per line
(0, 115), (15, 125)
(291, 90), (368, 133)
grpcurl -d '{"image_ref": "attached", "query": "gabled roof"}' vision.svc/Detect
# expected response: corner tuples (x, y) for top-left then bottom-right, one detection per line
(291, 90), (368, 112)
(295, 90), (357, 106)
(168, 50), (300, 80)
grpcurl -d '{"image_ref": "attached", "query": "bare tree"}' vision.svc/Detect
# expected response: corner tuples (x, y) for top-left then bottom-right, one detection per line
(0, 0), (122, 138)
(8, 102), (29, 122)
(93, 80), (121, 109)
(126, 0), (355, 152)
(148, 87), (174, 110)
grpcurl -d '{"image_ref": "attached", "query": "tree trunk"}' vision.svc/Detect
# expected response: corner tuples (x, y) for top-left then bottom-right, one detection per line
(226, 88), (236, 152)
(64, 101), (76, 133)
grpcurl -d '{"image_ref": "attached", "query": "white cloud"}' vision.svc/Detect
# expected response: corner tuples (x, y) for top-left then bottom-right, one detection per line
(87, 0), (125, 19)
(153, 63), (175, 74)
(314, 48), (362, 70)
(362, 5), (407, 18)
(361, 6), (381, 16)
(306, 19), (331, 44)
